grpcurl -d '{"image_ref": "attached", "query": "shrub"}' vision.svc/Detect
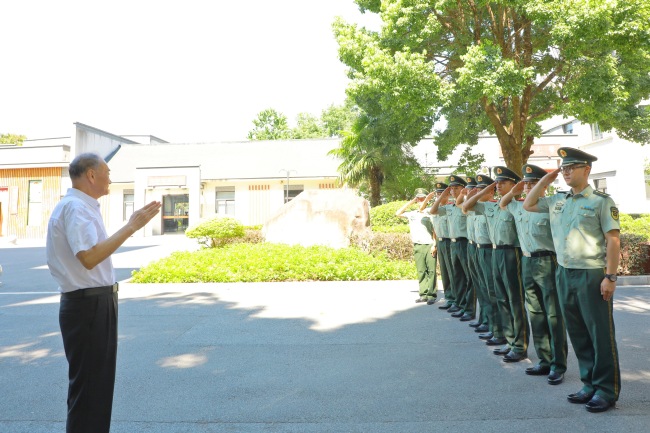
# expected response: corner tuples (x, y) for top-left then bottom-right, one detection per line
(131, 242), (416, 283)
(185, 216), (245, 248)
(351, 230), (413, 261)
(619, 233), (650, 276)
(369, 201), (412, 228)
(620, 213), (650, 242)
(371, 225), (410, 234)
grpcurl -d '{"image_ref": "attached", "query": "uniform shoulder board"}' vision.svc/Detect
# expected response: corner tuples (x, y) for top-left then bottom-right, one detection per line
(593, 190), (610, 198)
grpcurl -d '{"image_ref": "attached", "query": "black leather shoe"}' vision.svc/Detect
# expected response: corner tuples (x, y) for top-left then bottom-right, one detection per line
(493, 346), (510, 355)
(567, 390), (594, 404)
(468, 321), (481, 327)
(547, 371), (564, 385)
(478, 332), (493, 340)
(585, 395), (615, 413)
(438, 302), (453, 310)
(525, 365), (551, 376)
(459, 313), (475, 321)
(502, 351), (527, 363)
(486, 337), (507, 346)
(426, 298), (438, 305)
(447, 305), (461, 313)
(450, 310), (465, 318)
(474, 324), (490, 333)
(415, 297), (427, 303)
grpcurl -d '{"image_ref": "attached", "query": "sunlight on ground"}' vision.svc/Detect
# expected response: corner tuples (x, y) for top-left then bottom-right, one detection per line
(119, 281), (418, 332)
(0, 342), (51, 363)
(158, 353), (208, 369)
(621, 370), (650, 383)
(614, 296), (650, 313)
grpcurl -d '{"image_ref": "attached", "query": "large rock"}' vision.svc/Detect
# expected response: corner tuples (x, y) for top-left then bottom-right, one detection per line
(262, 189), (370, 249)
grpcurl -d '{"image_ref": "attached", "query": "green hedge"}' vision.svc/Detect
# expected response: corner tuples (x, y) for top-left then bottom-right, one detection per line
(131, 242), (416, 283)
(369, 201), (412, 228)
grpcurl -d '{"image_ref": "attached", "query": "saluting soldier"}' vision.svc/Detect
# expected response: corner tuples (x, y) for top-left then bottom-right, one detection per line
(460, 177), (487, 332)
(524, 147), (621, 413)
(500, 164), (568, 385)
(429, 176), (475, 321)
(396, 188), (438, 304)
(463, 167), (529, 363)
(421, 183), (456, 308)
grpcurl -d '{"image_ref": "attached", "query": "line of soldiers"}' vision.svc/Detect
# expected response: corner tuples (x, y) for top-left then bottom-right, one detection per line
(402, 147), (621, 413)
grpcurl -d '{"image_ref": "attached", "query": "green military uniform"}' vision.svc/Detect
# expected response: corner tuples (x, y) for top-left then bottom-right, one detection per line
(535, 148), (621, 404)
(405, 188), (437, 302)
(473, 167), (529, 357)
(431, 182), (456, 308)
(473, 175), (503, 342)
(463, 177), (482, 325)
(506, 164), (567, 377)
(436, 175), (474, 318)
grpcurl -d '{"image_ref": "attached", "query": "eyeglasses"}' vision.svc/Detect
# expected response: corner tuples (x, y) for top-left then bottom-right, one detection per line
(560, 165), (588, 174)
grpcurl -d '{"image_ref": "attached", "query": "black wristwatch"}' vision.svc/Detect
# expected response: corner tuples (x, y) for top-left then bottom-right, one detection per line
(604, 274), (618, 282)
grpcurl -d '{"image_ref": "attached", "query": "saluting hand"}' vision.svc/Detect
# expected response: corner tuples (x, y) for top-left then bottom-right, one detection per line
(511, 181), (525, 196)
(541, 168), (561, 185)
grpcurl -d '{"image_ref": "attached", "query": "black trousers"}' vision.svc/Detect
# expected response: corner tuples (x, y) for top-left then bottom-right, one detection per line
(60, 292), (118, 433)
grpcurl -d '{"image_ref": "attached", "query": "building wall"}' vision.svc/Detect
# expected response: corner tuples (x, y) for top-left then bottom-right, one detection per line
(0, 167), (62, 239)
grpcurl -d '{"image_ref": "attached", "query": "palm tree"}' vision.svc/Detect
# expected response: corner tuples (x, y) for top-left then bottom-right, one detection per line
(329, 113), (407, 207)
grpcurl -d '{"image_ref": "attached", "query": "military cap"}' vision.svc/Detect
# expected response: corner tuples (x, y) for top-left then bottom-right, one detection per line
(522, 164), (548, 180)
(475, 175), (494, 187)
(558, 147), (598, 167)
(435, 182), (448, 192)
(465, 176), (477, 189)
(493, 166), (521, 183)
(448, 175), (467, 187)
(414, 188), (429, 198)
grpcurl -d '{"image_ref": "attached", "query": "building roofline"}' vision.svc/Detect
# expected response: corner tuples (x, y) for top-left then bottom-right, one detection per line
(74, 122), (138, 144)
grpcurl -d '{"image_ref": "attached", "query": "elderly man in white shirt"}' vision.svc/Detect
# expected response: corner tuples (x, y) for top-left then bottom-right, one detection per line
(47, 153), (161, 433)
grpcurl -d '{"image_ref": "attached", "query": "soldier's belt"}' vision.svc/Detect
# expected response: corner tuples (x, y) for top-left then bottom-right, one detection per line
(451, 237), (468, 242)
(523, 250), (556, 258)
(493, 244), (516, 250)
(476, 243), (493, 249)
(438, 237), (449, 242)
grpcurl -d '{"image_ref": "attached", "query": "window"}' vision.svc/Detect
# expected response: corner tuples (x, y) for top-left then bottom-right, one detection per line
(591, 123), (603, 141)
(123, 190), (134, 221)
(562, 122), (574, 134)
(216, 186), (235, 215)
(593, 178), (607, 194)
(28, 180), (43, 226)
(284, 184), (304, 203)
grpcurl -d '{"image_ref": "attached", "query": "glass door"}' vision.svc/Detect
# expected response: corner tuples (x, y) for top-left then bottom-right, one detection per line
(162, 194), (189, 234)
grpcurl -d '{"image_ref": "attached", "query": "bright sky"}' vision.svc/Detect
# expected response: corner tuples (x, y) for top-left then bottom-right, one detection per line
(0, 0), (379, 143)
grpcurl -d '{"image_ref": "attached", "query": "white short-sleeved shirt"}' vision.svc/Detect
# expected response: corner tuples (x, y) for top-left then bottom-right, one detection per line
(403, 210), (435, 245)
(46, 188), (115, 293)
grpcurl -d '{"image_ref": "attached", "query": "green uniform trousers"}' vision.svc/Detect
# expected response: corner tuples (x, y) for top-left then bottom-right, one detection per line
(450, 239), (473, 315)
(437, 239), (456, 305)
(464, 243), (480, 320)
(522, 255), (567, 373)
(555, 266), (620, 402)
(413, 243), (437, 300)
(476, 246), (502, 338)
(492, 247), (529, 354)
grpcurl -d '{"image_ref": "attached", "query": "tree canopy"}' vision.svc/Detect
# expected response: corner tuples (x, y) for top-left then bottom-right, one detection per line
(334, 0), (650, 174)
(0, 133), (26, 146)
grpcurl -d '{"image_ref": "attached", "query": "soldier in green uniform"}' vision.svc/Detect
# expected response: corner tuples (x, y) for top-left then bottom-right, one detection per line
(461, 177), (489, 332)
(429, 176), (475, 320)
(422, 183), (456, 308)
(524, 147), (621, 413)
(396, 188), (438, 304)
(469, 175), (505, 344)
(463, 167), (529, 363)
(500, 164), (568, 385)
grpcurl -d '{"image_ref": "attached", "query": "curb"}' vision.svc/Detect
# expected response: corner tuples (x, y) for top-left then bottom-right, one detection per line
(618, 275), (650, 286)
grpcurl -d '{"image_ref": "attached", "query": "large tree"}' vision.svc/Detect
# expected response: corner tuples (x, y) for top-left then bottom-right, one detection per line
(335, 0), (650, 174)
(247, 108), (292, 140)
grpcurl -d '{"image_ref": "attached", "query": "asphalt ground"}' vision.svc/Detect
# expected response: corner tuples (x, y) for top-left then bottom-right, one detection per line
(1, 237), (649, 433)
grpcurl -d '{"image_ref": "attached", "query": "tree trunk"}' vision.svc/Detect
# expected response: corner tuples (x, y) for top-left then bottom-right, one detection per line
(369, 166), (382, 207)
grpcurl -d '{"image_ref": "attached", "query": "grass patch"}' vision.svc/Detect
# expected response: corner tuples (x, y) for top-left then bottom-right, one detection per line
(131, 242), (416, 283)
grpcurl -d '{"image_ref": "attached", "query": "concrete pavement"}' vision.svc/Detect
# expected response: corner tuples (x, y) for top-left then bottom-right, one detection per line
(1, 237), (649, 432)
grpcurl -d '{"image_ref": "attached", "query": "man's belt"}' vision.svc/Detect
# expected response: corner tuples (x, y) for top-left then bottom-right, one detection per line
(476, 243), (493, 249)
(61, 283), (119, 299)
(451, 237), (468, 242)
(438, 237), (449, 242)
(468, 240), (474, 244)
(493, 244), (516, 250)
(524, 250), (556, 258)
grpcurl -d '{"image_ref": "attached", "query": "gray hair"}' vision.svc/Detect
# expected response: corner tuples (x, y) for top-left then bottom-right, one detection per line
(69, 153), (104, 179)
